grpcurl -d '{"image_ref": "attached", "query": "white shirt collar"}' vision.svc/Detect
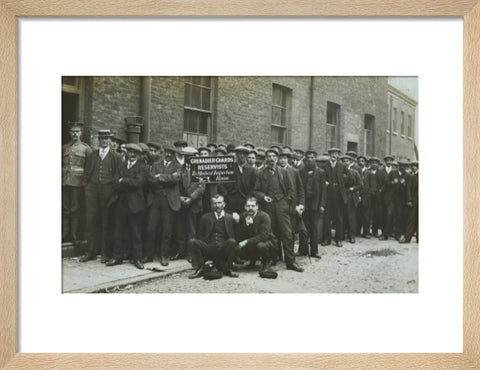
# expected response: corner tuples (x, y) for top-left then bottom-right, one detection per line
(215, 210), (225, 220)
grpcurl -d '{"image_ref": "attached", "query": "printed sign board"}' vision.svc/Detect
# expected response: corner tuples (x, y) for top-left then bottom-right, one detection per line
(189, 155), (236, 183)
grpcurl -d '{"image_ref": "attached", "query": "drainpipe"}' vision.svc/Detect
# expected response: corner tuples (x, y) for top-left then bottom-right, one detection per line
(308, 76), (314, 149)
(141, 76), (152, 142)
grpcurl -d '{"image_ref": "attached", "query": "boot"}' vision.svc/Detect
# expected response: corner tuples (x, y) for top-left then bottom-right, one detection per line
(62, 216), (70, 243)
(71, 217), (80, 246)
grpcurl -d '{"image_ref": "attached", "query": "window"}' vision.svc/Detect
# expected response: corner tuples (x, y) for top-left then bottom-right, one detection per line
(326, 102), (340, 150)
(184, 77), (212, 147)
(408, 115), (412, 137)
(347, 141), (358, 153)
(364, 114), (375, 156)
(392, 107), (397, 132)
(401, 111), (405, 135)
(271, 84), (291, 145)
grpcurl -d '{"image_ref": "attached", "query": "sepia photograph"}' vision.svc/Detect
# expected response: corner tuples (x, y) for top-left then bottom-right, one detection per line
(61, 76), (419, 294)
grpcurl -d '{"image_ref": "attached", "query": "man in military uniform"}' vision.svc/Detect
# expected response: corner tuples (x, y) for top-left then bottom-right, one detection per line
(62, 122), (92, 245)
(80, 129), (120, 263)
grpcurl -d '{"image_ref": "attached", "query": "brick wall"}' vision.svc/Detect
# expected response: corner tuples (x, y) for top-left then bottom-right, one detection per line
(78, 76), (415, 159)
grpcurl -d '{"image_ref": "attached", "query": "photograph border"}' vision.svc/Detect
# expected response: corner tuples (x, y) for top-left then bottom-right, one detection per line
(1, 1), (479, 368)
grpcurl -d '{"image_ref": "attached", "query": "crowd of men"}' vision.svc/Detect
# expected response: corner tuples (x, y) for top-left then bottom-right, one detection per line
(62, 122), (419, 279)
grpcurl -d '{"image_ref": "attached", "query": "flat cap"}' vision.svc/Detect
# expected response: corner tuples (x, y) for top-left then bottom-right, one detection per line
(327, 147), (341, 154)
(265, 147), (279, 156)
(125, 143), (143, 153)
(138, 143), (150, 152)
(279, 148), (294, 157)
(147, 142), (162, 150)
(346, 151), (358, 158)
(181, 146), (198, 156)
(213, 147), (227, 154)
(234, 145), (250, 153)
(294, 148), (305, 154)
(384, 155), (395, 161)
(305, 149), (318, 157)
(369, 156), (381, 163)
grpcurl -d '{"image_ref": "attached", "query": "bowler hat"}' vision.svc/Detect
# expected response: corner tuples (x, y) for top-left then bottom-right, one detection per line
(384, 155), (394, 161)
(174, 140), (187, 147)
(357, 155), (367, 162)
(305, 149), (318, 157)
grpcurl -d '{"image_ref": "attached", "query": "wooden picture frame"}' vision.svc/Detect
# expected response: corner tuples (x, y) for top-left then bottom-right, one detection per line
(1, 1), (478, 368)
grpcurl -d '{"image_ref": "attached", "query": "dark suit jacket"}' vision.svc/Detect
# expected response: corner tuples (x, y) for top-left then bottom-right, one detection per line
(84, 149), (121, 185)
(406, 172), (418, 205)
(379, 167), (399, 204)
(180, 165), (206, 214)
(111, 160), (147, 214)
(345, 166), (363, 206)
(360, 167), (375, 199)
(254, 165), (294, 202)
(235, 210), (276, 246)
(147, 160), (181, 211)
(284, 166), (305, 214)
(219, 163), (257, 199)
(299, 166), (327, 211)
(324, 161), (351, 204)
(198, 211), (236, 243)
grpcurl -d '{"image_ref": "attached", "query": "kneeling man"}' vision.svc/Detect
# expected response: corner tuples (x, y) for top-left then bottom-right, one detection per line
(235, 197), (276, 272)
(188, 194), (238, 279)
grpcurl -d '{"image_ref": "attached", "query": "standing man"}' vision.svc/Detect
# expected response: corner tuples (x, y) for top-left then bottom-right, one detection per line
(368, 157), (383, 238)
(144, 145), (181, 266)
(62, 122), (92, 245)
(341, 154), (362, 243)
(254, 148), (303, 272)
(357, 155), (373, 238)
(235, 197), (277, 272)
(298, 150), (327, 258)
(107, 143), (147, 269)
(220, 146), (257, 214)
(187, 194), (238, 279)
(278, 148), (308, 258)
(80, 129), (120, 263)
(399, 161), (418, 243)
(292, 149), (305, 170)
(322, 148), (352, 247)
(379, 155), (398, 240)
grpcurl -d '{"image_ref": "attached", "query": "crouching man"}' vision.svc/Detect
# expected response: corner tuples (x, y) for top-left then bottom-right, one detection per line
(187, 194), (238, 279)
(235, 197), (276, 273)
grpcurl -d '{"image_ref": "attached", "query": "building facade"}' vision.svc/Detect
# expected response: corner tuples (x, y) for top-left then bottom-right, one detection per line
(62, 76), (418, 160)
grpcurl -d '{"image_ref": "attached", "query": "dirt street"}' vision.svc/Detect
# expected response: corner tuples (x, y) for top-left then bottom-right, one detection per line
(117, 237), (418, 294)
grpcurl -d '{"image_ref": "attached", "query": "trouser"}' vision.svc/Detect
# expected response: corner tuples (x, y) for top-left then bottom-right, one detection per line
(145, 195), (176, 259)
(382, 197), (395, 237)
(62, 185), (84, 241)
(188, 238), (237, 272)
(404, 202), (418, 241)
(264, 198), (295, 266)
(302, 209), (323, 255)
(358, 198), (371, 235)
(290, 213), (308, 255)
(174, 207), (200, 257)
(394, 196), (406, 238)
(325, 190), (344, 242)
(344, 197), (357, 239)
(370, 193), (382, 235)
(113, 200), (143, 261)
(238, 240), (273, 267)
(84, 183), (114, 258)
